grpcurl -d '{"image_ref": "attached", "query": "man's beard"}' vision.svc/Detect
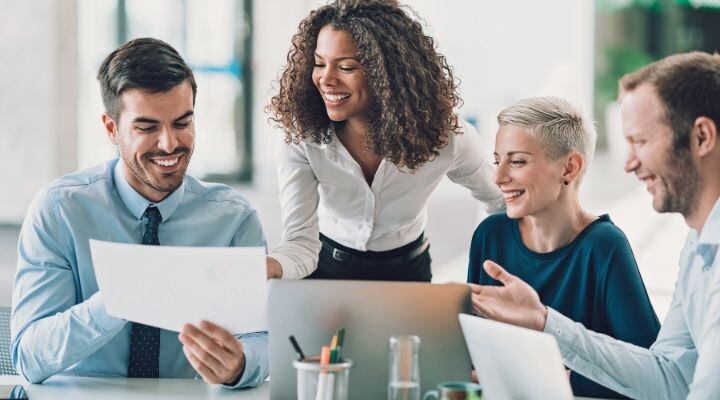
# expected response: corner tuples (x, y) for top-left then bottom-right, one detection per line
(657, 146), (700, 217)
(124, 147), (191, 194)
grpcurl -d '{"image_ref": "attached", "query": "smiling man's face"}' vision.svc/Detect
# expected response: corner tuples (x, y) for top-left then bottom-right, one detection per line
(621, 83), (699, 217)
(103, 81), (195, 202)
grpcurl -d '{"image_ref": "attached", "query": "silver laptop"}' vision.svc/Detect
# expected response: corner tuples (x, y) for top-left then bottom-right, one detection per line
(458, 313), (574, 400)
(268, 280), (472, 400)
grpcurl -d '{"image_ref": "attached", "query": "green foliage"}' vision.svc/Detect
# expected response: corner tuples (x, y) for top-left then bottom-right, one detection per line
(596, 0), (660, 13)
(595, 46), (655, 104)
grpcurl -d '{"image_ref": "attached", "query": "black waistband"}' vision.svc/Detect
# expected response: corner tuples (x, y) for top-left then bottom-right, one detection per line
(319, 233), (428, 265)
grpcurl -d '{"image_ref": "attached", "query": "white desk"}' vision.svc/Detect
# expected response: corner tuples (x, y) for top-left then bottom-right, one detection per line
(0, 375), (269, 399)
(0, 375), (607, 399)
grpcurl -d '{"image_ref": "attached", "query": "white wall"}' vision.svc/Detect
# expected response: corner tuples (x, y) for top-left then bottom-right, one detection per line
(0, 0), (78, 224)
(251, 0), (318, 185)
(411, 0), (595, 142)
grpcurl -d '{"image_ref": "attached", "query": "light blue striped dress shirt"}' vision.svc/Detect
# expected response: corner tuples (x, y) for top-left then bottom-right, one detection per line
(544, 196), (720, 399)
(11, 158), (269, 387)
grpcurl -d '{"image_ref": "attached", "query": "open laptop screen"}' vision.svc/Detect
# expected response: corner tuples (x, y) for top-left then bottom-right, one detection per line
(459, 313), (574, 400)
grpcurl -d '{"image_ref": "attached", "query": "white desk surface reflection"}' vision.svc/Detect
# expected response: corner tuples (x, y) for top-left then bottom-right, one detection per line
(0, 375), (607, 399)
(0, 375), (269, 399)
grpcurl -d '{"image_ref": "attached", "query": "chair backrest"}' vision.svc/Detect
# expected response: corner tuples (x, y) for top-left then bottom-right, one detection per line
(0, 306), (18, 375)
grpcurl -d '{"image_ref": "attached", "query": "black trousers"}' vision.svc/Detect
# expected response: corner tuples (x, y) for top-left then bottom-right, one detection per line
(306, 233), (432, 281)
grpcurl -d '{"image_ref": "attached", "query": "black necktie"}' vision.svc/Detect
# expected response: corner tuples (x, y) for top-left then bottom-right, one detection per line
(127, 206), (162, 378)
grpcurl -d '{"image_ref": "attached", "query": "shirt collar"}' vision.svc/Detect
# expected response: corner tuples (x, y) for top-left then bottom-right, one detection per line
(688, 196), (720, 246)
(113, 158), (185, 222)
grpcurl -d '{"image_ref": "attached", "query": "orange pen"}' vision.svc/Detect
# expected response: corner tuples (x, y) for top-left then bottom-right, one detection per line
(316, 346), (332, 400)
(320, 345), (331, 367)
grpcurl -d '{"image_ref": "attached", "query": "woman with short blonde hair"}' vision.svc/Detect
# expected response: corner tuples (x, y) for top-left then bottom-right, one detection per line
(468, 96), (659, 398)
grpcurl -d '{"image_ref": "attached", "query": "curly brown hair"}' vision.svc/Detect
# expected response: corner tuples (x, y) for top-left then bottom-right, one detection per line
(267, 0), (461, 170)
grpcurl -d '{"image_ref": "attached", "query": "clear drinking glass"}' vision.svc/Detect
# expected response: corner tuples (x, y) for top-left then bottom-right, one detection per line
(388, 335), (421, 400)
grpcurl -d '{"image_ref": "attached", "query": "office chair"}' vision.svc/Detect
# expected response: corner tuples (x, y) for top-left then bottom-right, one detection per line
(0, 306), (18, 375)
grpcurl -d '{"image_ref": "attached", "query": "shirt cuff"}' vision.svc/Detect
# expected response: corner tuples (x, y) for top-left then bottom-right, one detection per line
(267, 253), (304, 280)
(543, 307), (577, 350)
(86, 292), (126, 334)
(223, 332), (268, 389)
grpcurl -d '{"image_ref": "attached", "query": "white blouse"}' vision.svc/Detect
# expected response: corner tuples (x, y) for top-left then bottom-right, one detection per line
(269, 119), (504, 279)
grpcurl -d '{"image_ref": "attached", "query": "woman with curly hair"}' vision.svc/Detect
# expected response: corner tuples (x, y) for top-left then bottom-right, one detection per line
(265, 0), (503, 280)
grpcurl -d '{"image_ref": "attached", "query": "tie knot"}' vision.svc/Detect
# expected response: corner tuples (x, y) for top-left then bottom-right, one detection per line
(143, 206), (162, 225)
(142, 206), (162, 246)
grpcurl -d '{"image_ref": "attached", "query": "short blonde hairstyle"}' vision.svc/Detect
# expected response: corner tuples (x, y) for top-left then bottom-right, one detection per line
(497, 96), (596, 179)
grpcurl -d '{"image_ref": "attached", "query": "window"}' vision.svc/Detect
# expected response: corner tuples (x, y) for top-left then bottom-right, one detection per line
(78, 0), (254, 181)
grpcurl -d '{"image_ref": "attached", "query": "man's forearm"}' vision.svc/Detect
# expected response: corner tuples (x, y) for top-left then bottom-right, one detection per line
(12, 292), (126, 383)
(545, 308), (691, 400)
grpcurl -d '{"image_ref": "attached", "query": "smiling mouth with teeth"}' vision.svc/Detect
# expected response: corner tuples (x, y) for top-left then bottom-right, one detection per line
(152, 157), (180, 167)
(504, 190), (525, 200)
(324, 92), (350, 102)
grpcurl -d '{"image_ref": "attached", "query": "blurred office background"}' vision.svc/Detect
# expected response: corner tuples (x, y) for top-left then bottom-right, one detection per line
(1, 0), (719, 319)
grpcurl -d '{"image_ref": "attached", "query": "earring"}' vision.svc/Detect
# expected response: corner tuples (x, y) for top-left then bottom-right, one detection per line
(563, 180), (569, 186)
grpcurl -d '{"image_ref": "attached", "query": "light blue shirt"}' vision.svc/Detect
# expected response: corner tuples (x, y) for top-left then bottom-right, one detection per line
(11, 158), (269, 387)
(545, 196), (720, 400)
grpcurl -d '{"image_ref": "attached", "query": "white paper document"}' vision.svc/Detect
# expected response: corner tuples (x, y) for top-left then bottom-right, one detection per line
(90, 239), (267, 334)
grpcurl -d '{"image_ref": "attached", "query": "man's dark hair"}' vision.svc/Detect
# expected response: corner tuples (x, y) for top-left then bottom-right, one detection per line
(97, 37), (197, 121)
(619, 51), (720, 152)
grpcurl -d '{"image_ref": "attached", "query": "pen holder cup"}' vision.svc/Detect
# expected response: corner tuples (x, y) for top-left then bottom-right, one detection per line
(293, 358), (353, 400)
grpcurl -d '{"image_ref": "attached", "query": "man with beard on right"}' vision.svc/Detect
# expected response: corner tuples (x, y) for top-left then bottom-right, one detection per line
(467, 51), (720, 399)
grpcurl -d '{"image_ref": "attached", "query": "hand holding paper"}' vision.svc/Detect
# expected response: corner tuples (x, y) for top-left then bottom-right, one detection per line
(179, 320), (246, 385)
